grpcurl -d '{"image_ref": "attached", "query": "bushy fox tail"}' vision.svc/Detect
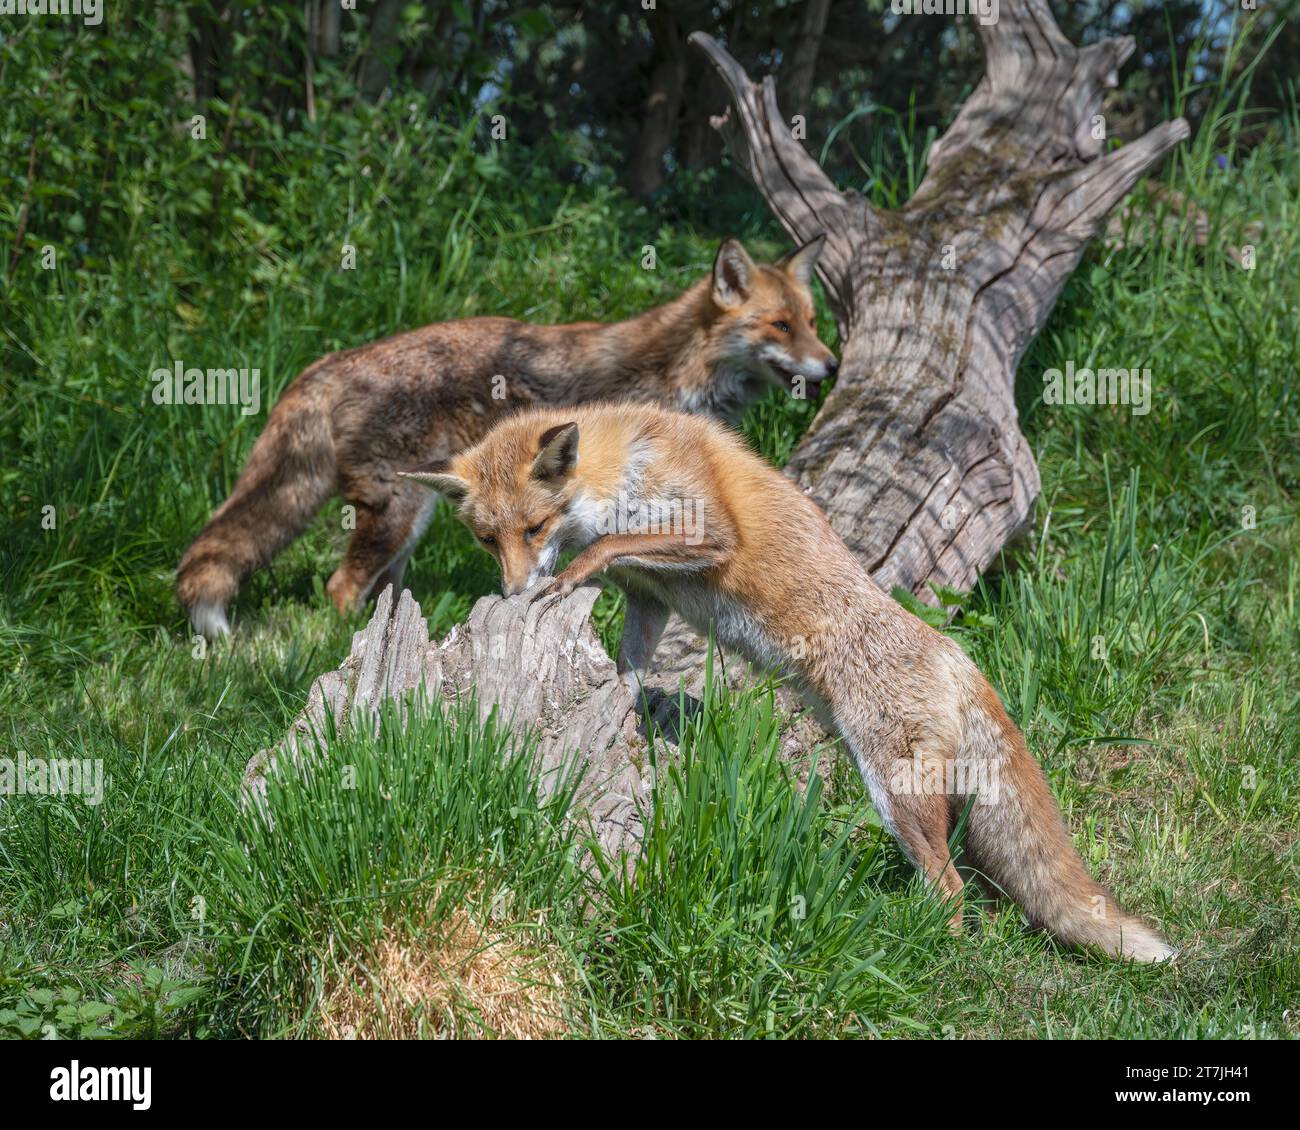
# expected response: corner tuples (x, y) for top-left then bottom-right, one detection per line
(963, 686), (1175, 962)
(177, 384), (335, 638)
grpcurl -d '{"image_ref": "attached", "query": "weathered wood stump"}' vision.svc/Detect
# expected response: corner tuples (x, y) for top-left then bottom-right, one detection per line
(649, 0), (1188, 689)
(250, 3), (1191, 848)
(245, 584), (649, 861)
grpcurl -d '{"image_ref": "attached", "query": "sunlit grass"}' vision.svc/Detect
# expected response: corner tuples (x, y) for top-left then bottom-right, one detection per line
(1, 32), (1296, 1038)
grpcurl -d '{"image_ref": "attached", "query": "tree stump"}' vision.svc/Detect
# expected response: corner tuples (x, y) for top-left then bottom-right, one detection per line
(648, 0), (1189, 691)
(245, 584), (649, 862)
(250, 3), (1192, 848)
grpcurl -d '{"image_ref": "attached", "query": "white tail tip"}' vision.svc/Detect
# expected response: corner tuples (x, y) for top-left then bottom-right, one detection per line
(190, 602), (231, 640)
(1117, 923), (1178, 963)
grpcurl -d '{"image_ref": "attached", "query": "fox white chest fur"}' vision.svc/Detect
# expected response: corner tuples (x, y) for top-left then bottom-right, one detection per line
(612, 566), (789, 677)
(408, 400), (1176, 964)
(568, 457), (790, 679)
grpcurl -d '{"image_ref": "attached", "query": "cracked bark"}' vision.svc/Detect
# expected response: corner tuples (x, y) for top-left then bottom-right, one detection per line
(248, 3), (1190, 850)
(244, 584), (648, 861)
(648, 1), (1188, 692)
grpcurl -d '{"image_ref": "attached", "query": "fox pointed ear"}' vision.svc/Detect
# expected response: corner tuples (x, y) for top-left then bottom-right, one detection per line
(531, 422), (579, 480)
(398, 462), (470, 504)
(712, 238), (756, 309)
(779, 233), (826, 285)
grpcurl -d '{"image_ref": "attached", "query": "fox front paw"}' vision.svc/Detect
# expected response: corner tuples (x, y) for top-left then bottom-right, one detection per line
(530, 571), (586, 601)
(552, 569), (588, 598)
(525, 576), (561, 603)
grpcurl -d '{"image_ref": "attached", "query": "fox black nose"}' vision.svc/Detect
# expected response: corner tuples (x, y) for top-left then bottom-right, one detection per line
(825, 357), (840, 377)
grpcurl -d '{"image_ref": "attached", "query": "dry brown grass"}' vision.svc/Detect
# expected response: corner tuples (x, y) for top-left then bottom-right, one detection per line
(320, 904), (573, 1039)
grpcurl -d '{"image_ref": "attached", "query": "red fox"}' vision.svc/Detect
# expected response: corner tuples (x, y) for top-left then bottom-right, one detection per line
(177, 238), (836, 637)
(402, 403), (1176, 962)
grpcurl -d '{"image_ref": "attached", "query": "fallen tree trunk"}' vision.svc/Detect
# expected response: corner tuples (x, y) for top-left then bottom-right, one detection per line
(649, 0), (1188, 690)
(250, 3), (1191, 846)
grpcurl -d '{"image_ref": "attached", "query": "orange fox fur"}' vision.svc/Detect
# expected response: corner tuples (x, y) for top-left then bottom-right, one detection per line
(403, 402), (1176, 962)
(177, 238), (836, 637)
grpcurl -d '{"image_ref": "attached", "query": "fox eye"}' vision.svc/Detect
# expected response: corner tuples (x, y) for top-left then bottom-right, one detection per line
(772, 320), (792, 334)
(525, 521), (545, 541)
(479, 533), (496, 547)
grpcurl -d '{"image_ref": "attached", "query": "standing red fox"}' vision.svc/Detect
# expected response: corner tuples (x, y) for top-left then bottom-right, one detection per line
(403, 403), (1176, 962)
(177, 238), (836, 637)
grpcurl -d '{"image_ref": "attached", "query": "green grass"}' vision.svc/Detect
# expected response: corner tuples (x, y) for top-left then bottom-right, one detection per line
(589, 665), (937, 1038)
(200, 696), (588, 1038)
(1, 34), (1297, 1039)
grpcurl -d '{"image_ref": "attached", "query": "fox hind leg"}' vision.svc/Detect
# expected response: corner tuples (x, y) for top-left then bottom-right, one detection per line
(841, 727), (965, 930)
(375, 490), (438, 596)
(327, 480), (436, 615)
(890, 789), (965, 931)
